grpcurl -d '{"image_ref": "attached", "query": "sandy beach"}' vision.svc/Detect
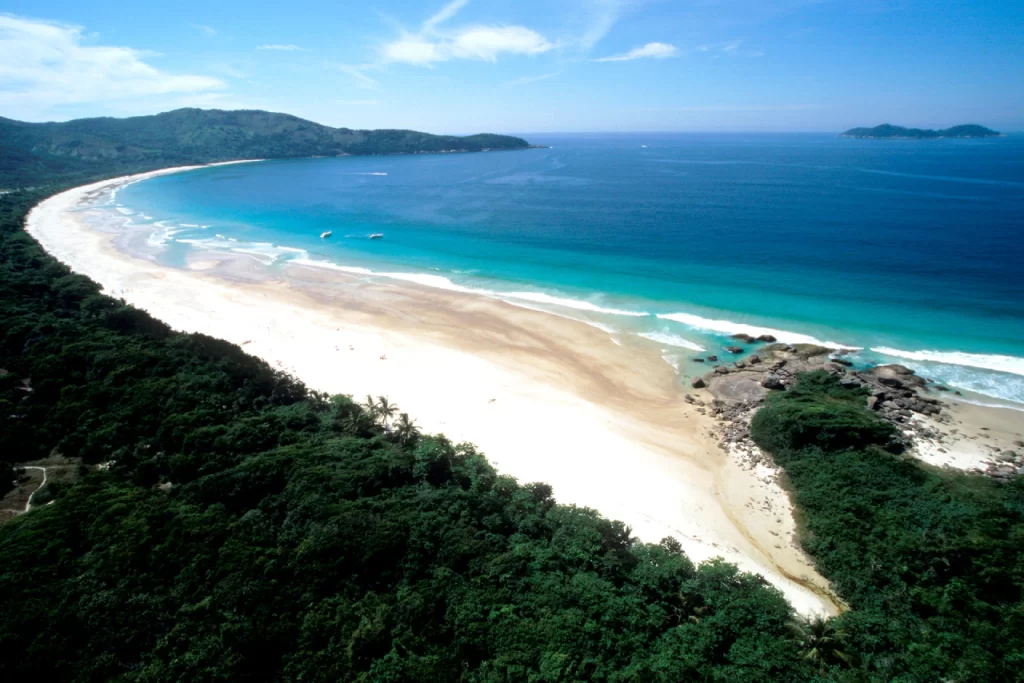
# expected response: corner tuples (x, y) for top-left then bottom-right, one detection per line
(24, 164), (937, 617)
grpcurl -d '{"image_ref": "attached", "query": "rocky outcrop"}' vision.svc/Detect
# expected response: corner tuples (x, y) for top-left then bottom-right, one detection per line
(689, 343), (1019, 481)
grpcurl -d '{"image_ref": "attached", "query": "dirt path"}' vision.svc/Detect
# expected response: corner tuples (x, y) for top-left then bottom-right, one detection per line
(1, 466), (47, 515)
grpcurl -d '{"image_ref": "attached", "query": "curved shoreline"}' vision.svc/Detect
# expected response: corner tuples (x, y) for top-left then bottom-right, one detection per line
(27, 164), (849, 615)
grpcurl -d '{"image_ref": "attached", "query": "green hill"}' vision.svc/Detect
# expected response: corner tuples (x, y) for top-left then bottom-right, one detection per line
(841, 123), (1001, 139)
(0, 108), (531, 187)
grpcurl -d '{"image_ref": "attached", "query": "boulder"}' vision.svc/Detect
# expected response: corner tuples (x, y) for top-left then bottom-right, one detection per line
(756, 334), (777, 342)
(867, 396), (880, 411)
(868, 364), (926, 390)
(761, 374), (785, 390)
(725, 346), (744, 354)
(714, 366), (730, 375)
(706, 355), (718, 362)
(830, 357), (853, 367)
(731, 333), (756, 344)
(691, 377), (706, 389)
(748, 354), (761, 365)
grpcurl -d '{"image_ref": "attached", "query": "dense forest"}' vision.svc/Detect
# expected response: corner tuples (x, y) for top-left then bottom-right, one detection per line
(841, 123), (1001, 139)
(0, 108), (530, 187)
(1, 133), (1023, 680)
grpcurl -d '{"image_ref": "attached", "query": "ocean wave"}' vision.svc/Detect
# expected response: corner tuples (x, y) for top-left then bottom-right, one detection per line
(661, 354), (681, 374)
(502, 300), (618, 334)
(178, 238), (309, 264)
(956, 398), (1024, 413)
(639, 332), (705, 352)
(293, 259), (648, 317)
(500, 291), (648, 317)
(871, 347), (1024, 378)
(656, 312), (854, 349)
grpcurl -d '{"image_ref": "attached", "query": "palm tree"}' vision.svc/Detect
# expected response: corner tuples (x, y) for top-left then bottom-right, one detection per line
(393, 412), (420, 446)
(362, 394), (379, 423)
(375, 396), (398, 429)
(787, 615), (854, 671)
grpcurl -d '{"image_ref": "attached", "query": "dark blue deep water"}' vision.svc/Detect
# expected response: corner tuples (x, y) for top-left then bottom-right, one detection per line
(116, 133), (1024, 404)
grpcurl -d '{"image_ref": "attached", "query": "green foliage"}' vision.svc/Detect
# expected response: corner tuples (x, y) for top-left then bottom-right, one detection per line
(0, 108), (531, 188)
(752, 371), (1024, 681)
(751, 370), (896, 453)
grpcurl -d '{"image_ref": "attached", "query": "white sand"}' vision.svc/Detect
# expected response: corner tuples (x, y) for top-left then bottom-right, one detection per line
(26, 166), (842, 616)
(910, 399), (1024, 472)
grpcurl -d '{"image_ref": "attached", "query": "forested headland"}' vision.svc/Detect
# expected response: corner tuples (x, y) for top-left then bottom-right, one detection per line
(1, 121), (1023, 680)
(0, 108), (531, 187)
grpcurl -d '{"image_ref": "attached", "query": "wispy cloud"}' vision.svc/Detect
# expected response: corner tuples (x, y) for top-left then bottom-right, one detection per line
(329, 63), (379, 89)
(379, 0), (555, 66)
(0, 15), (225, 118)
(594, 42), (678, 62)
(257, 44), (306, 51)
(192, 24), (217, 38)
(423, 0), (470, 32)
(579, 0), (626, 50)
(695, 40), (763, 57)
(504, 71), (561, 87)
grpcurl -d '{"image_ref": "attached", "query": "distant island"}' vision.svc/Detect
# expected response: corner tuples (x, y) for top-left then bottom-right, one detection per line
(842, 123), (1002, 139)
(0, 108), (532, 187)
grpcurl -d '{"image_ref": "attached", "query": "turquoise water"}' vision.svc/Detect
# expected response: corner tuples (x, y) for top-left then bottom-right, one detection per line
(114, 133), (1024, 405)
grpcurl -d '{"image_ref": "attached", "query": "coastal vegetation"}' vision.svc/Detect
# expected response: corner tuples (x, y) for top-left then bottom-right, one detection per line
(1, 119), (1023, 679)
(0, 108), (530, 187)
(751, 371), (1024, 680)
(841, 123), (1001, 139)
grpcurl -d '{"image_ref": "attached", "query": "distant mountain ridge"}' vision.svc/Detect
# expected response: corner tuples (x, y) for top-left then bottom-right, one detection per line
(841, 123), (1001, 139)
(0, 108), (532, 186)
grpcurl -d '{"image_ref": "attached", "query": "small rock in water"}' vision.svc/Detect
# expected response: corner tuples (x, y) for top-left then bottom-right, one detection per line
(706, 355), (718, 362)
(731, 333), (756, 344)
(756, 334), (777, 343)
(691, 377), (706, 389)
(725, 346), (744, 354)
(691, 357), (705, 363)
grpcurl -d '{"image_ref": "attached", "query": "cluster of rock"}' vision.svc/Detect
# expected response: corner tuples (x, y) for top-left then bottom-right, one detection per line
(981, 443), (1024, 479)
(686, 342), (985, 473)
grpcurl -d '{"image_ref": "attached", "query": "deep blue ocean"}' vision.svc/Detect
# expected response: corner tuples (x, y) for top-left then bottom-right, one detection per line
(115, 133), (1024, 405)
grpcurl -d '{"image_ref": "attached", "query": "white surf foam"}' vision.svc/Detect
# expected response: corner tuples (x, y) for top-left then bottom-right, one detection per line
(871, 347), (1024, 378)
(503, 300), (618, 334)
(500, 291), (648, 317)
(638, 332), (705, 352)
(657, 312), (855, 350)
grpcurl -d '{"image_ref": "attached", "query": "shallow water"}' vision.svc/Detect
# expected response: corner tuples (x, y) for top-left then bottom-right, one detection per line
(113, 133), (1024, 404)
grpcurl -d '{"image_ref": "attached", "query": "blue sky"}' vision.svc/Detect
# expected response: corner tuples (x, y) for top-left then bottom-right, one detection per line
(1, 0), (1021, 132)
